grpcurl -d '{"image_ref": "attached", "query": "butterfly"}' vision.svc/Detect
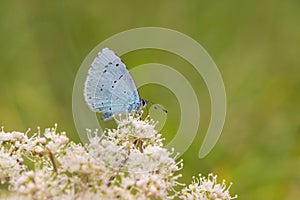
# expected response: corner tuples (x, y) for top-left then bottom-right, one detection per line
(84, 48), (148, 120)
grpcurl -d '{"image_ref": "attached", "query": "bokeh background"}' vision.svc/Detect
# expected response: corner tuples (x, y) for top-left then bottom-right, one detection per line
(1, 0), (300, 199)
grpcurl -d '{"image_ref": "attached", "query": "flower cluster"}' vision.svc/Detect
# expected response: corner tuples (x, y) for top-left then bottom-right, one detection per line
(180, 174), (237, 200)
(0, 116), (237, 200)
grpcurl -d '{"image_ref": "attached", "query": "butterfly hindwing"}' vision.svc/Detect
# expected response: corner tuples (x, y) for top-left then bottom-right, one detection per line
(84, 48), (141, 120)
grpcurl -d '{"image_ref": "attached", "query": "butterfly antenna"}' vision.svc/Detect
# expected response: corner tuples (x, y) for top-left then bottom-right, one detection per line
(147, 100), (168, 113)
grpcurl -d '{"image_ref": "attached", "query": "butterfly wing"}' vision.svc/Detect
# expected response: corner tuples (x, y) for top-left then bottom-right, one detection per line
(84, 48), (140, 120)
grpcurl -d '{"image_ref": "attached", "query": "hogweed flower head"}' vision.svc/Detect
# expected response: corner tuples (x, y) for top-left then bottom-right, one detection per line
(180, 173), (237, 200)
(0, 115), (237, 199)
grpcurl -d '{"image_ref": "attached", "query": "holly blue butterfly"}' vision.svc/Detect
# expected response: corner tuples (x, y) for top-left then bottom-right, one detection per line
(84, 48), (148, 120)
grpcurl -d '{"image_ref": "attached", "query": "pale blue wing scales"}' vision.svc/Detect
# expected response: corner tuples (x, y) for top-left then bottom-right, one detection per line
(93, 61), (136, 106)
(110, 70), (140, 111)
(95, 66), (140, 113)
(84, 48), (127, 111)
(84, 48), (141, 119)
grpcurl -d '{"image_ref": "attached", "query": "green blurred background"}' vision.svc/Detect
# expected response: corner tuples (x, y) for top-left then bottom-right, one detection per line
(1, 0), (300, 199)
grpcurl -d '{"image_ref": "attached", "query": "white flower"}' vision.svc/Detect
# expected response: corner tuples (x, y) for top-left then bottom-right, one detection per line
(0, 115), (237, 199)
(11, 131), (25, 140)
(33, 146), (44, 154)
(57, 142), (90, 173)
(0, 147), (25, 184)
(180, 174), (237, 200)
(35, 137), (46, 144)
(0, 129), (13, 141)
